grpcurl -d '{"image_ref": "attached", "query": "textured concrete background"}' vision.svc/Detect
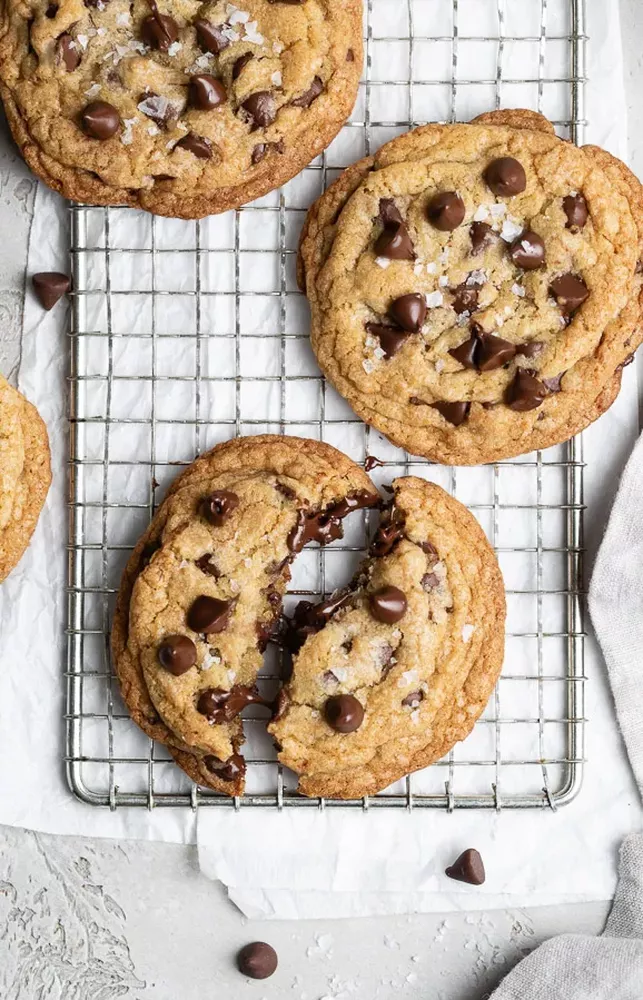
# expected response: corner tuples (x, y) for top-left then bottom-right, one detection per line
(1, 4), (642, 996)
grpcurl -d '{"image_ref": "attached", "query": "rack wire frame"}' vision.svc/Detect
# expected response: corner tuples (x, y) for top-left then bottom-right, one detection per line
(66, 0), (588, 811)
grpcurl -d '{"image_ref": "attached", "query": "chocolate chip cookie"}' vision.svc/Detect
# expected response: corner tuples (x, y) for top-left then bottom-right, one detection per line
(269, 476), (505, 799)
(0, 375), (51, 582)
(111, 434), (378, 795)
(0, 0), (362, 218)
(299, 110), (643, 465)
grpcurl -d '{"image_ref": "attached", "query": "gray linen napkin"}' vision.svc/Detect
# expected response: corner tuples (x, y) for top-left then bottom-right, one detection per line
(490, 434), (643, 997)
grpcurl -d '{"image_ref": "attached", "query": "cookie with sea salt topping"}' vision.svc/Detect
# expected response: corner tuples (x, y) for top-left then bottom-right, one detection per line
(269, 476), (505, 799)
(0, 375), (51, 583)
(298, 109), (643, 465)
(0, 0), (362, 218)
(111, 434), (378, 795)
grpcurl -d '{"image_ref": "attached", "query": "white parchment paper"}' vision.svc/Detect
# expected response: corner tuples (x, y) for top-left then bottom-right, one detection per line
(1, 0), (641, 917)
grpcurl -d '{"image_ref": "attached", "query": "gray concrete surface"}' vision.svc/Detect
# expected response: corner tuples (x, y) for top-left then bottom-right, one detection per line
(2, 3), (642, 997)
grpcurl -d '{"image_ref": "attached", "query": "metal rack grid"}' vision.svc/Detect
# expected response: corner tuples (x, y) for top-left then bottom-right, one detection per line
(66, 0), (588, 811)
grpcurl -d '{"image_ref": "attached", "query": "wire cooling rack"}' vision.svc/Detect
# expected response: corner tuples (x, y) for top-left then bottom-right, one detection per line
(66, 0), (588, 811)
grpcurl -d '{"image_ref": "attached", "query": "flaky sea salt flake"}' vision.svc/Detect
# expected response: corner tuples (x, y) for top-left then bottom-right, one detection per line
(375, 256), (391, 269)
(425, 290), (444, 309)
(462, 623), (475, 642)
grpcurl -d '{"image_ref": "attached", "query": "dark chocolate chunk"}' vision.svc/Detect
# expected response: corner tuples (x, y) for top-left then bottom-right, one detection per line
(510, 230), (546, 270)
(241, 91), (277, 129)
(370, 519), (405, 557)
(431, 401), (471, 426)
(197, 684), (267, 723)
(477, 331), (517, 372)
(324, 694), (364, 733)
(374, 221), (415, 260)
(427, 191), (465, 232)
(388, 293), (427, 333)
(176, 132), (213, 159)
(286, 490), (379, 553)
(200, 490), (239, 526)
(506, 370), (547, 411)
(563, 193), (588, 230)
(32, 271), (70, 310)
(195, 554), (220, 578)
(484, 157), (526, 197)
(237, 942), (278, 980)
(187, 595), (235, 633)
(470, 221), (495, 255)
(449, 333), (479, 369)
(81, 101), (120, 139)
(157, 635), (197, 675)
(232, 52), (253, 80)
(204, 752), (245, 782)
(364, 455), (384, 471)
(189, 74), (226, 110)
(445, 848), (486, 885)
(56, 33), (81, 71)
(141, 2), (179, 51)
(369, 585), (407, 624)
(291, 76), (323, 108)
(194, 18), (229, 54)
(549, 273), (589, 315)
(402, 690), (424, 708)
(251, 140), (285, 164)
(451, 283), (479, 315)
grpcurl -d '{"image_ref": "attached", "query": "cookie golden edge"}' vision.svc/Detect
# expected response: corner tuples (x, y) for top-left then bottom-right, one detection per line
(0, 3), (363, 219)
(271, 477), (506, 800)
(298, 110), (643, 465)
(111, 433), (376, 795)
(0, 378), (51, 583)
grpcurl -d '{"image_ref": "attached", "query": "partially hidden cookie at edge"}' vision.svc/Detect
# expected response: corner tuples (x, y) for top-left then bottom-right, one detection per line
(111, 434), (378, 796)
(0, 374), (51, 583)
(0, 0), (363, 218)
(269, 476), (506, 799)
(298, 109), (643, 464)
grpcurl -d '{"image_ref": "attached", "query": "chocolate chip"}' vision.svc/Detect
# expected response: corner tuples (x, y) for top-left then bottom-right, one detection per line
(369, 585), (407, 624)
(374, 221), (415, 260)
(451, 284), (479, 315)
(346, 48), (354, 61)
(379, 198), (403, 227)
(81, 101), (120, 139)
(158, 635), (197, 675)
(197, 685), (266, 722)
(138, 92), (179, 127)
(550, 273), (589, 315)
(510, 230), (546, 270)
(204, 753), (245, 782)
(427, 191), (465, 232)
(45, 3), (58, 17)
(251, 140), (285, 164)
(388, 293), (427, 333)
(470, 221), (495, 255)
(232, 52), (254, 80)
(141, 3), (179, 51)
(445, 848), (486, 885)
(402, 690), (424, 708)
(563, 193), (588, 230)
(32, 271), (70, 310)
(241, 91), (276, 129)
(431, 401), (470, 426)
(421, 572), (439, 591)
(420, 540), (438, 556)
(275, 482), (297, 500)
(542, 373), (564, 393)
(364, 455), (384, 471)
(324, 694), (364, 733)
(187, 595), (235, 633)
(237, 942), (278, 980)
(477, 331), (517, 372)
(195, 554), (220, 578)
(176, 132), (213, 159)
(370, 519), (405, 557)
(484, 157), (526, 197)
(286, 490), (378, 553)
(194, 18), (229, 54)
(517, 340), (544, 358)
(189, 75), (226, 110)
(449, 333), (478, 369)
(368, 326), (410, 360)
(200, 490), (239, 526)
(506, 370), (547, 411)
(291, 76), (323, 107)
(56, 33), (81, 71)
(287, 592), (353, 651)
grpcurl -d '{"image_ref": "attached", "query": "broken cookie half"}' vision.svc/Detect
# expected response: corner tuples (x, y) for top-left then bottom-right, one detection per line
(269, 476), (506, 799)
